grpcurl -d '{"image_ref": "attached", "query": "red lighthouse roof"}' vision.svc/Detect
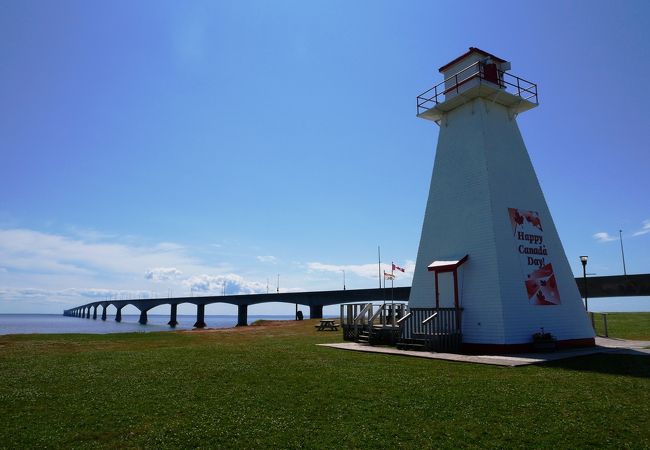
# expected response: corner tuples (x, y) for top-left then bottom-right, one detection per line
(438, 47), (507, 73)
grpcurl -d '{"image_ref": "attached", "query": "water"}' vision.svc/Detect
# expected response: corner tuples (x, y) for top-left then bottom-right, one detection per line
(0, 314), (299, 336)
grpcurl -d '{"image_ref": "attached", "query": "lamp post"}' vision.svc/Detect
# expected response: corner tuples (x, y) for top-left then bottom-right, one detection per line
(580, 255), (588, 311)
(342, 269), (346, 290)
(619, 230), (627, 276)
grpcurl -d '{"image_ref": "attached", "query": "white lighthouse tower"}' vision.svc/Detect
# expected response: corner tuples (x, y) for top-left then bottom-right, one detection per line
(408, 48), (594, 352)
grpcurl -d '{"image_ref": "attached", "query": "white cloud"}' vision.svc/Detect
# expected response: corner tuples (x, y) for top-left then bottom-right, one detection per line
(633, 219), (650, 237)
(0, 228), (197, 276)
(403, 260), (416, 273)
(307, 260), (415, 280)
(307, 262), (378, 278)
(0, 227), (322, 314)
(256, 255), (277, 263)
(593, 232), (617, 243)
(0, 287), (151, 307)
(144, 267), (183, 282)
(183, 274), (266, 295)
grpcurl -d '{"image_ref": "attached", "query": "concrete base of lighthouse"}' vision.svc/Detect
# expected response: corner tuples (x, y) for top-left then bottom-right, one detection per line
(462, 338), (595, 354)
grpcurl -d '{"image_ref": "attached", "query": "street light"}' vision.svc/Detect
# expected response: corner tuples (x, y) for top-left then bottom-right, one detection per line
(580, 255), (588, 311)
(342, 269), (346, 290)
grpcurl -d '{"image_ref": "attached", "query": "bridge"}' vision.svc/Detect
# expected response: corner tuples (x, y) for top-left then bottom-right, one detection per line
(63, 287), (411, 327)
(64, 274), (650, 328)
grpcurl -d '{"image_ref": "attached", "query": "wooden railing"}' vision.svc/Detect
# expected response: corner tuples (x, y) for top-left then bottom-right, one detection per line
(369, 303), (407, 328)
(340, 303), (371, 340)
(401, 307), (463, 352)
(340, 302), (408, 341)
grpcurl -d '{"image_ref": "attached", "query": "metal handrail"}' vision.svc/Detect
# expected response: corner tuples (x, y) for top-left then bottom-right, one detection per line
(422, 312), (438, 325)
(396, 312), (411, 324)
(417, 61), (538, 115)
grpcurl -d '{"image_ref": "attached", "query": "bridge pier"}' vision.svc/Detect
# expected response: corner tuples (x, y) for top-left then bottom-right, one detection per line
(92, 305), (97, 320)
(168, 304), (178, 327)
(101, 305), (107, 321)
(86, 307), (90, 319)
(193, 304), (206, 328)
(139, 309), (148, 325)
(237, 304), (248, 327)
(115, 306), (122, 322)
(309, 305), (323, 319)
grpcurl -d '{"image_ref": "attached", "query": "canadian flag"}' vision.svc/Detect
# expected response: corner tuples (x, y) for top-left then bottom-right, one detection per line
(392, 263), (405, 273)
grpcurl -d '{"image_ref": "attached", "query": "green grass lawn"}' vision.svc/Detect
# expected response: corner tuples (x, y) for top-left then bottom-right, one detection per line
(1, 318), (649, 449)
(591, 312), (650, 340)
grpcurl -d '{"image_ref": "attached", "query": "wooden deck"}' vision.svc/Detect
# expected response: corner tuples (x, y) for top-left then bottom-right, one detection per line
(339, 303), (463, 351)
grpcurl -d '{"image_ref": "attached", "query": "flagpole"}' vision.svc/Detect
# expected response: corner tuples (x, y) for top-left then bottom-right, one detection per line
(391, 262), (394, 326)
(391, 262), (394, 302)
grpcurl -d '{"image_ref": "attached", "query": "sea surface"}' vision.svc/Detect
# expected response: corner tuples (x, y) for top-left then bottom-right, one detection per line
(0, 314), (300, 335)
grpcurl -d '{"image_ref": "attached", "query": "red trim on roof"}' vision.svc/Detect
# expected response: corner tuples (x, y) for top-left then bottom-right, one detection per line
(427, 254), (469, 273)
(438, 47), (507, 73)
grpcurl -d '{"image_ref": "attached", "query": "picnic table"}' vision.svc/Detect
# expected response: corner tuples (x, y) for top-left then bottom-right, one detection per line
(315, 319), (339, 331)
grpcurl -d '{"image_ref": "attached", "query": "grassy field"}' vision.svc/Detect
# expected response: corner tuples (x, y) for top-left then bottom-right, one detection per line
(591, 312), (650, 340)
(0, 316), (648, 449)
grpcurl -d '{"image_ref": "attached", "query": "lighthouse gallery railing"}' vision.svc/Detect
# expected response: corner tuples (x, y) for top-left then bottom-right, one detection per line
(416, 61), (538, 116)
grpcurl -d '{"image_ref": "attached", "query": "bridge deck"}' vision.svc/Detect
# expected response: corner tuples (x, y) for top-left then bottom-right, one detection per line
(63, 274), (649, 328)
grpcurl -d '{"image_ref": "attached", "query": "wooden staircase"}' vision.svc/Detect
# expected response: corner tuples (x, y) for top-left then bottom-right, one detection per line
(397, 308), (463, 352)
(396, 337), (428, 351)
(340, 304), (462, 352)
(340, 302), (407, 346)
(357, 329), (371, 344)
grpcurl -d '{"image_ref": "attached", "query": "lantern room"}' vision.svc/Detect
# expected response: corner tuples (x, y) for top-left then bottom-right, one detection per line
(416, 47), (538, 122)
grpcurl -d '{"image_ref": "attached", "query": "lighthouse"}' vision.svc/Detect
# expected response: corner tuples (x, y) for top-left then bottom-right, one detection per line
(408, 48), (595, 352)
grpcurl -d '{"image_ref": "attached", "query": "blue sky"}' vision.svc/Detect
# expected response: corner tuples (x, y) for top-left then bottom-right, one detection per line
(1, 0), (649, 315)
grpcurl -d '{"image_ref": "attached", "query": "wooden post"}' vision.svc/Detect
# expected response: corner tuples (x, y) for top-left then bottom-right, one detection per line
(453, 269), (461, 330)
(453, 269), (459, 309)
(434, 271), (440, 308)
(603, 313), (609, 337)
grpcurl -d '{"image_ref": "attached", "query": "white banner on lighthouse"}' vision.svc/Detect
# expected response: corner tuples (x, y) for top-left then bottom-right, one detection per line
(508, 208), (561, 305)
